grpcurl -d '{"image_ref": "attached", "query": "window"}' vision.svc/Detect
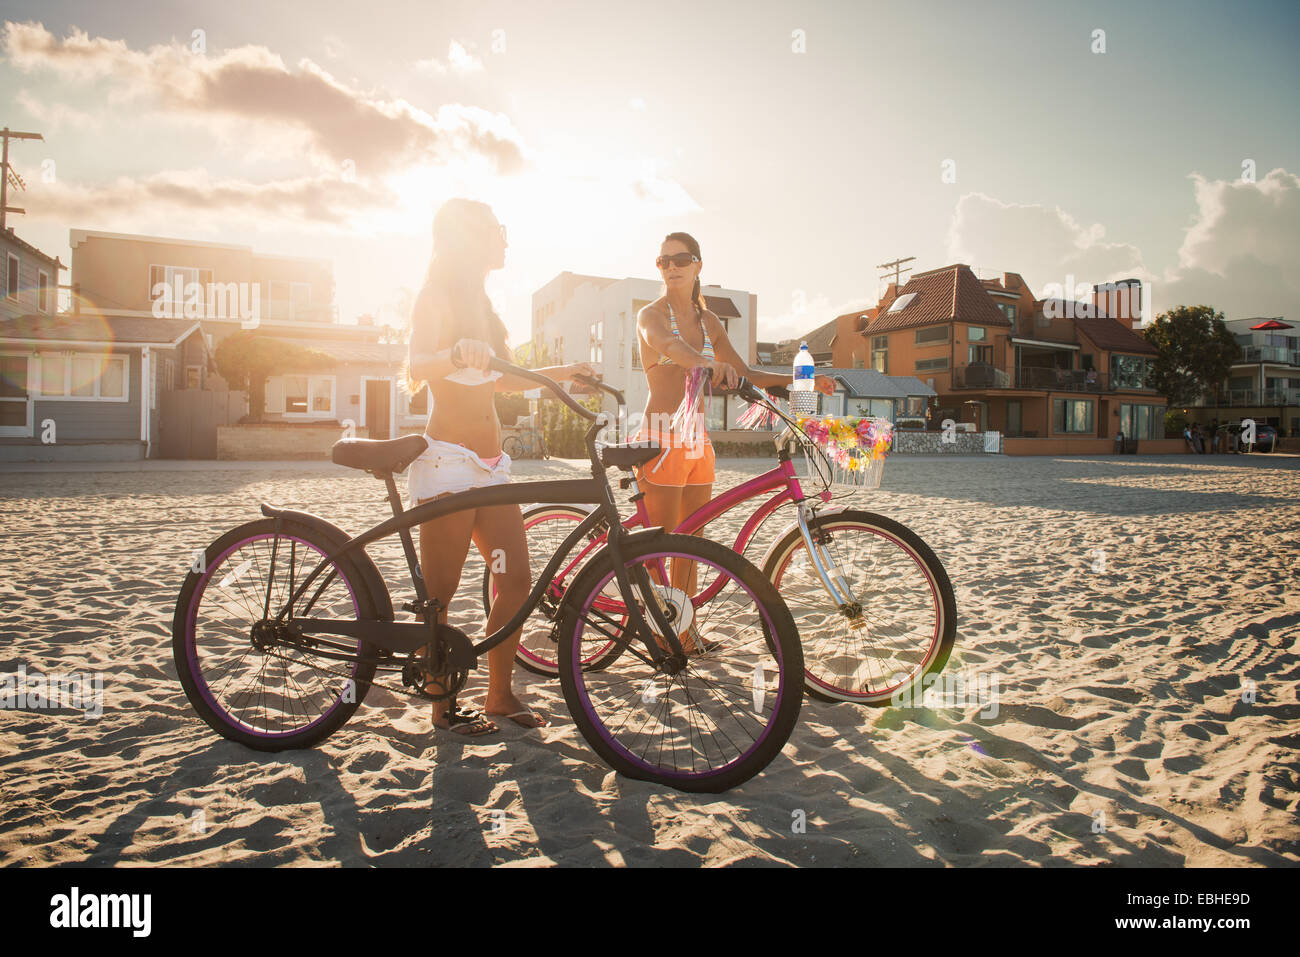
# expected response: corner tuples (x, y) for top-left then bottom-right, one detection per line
(266, 374), (335, 417)
(968, 345), (993, 364)
(1053, 398), (1093, 433)
(0, 355), (32, 435)
(915, 357), (949, 372)
(706, 396), (727, 432)
(905, 396), (926, 417)
(871, 334), (888, 374)
(6, 254), (18, 300)
(32, 352), (129, 401)
(38, 271), (49, 313)
(967, 326), (987, 342)
(291, 282), (311, 319)
(888, 293), (918, 314)
(915, 325), (948, 345)
(186, 365), (202, 389)
(1119, 403), (1164, 440)
(1081, 353), (1095, 372)
(149, 265), (212, 314)
(998, 304), (1017, 321)
(1111, 354), (1151, 390)
(631, 340), (641, 370)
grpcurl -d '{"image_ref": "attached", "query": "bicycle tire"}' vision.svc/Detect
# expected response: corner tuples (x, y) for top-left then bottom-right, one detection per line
(172, 518), (380, 750)
(502, 436), (525, 458)
(557, 533), (803, 792)
(762, 509), (956, 706)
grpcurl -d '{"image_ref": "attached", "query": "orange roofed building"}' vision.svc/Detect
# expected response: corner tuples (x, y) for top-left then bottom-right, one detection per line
(830, 265), (1176, 453)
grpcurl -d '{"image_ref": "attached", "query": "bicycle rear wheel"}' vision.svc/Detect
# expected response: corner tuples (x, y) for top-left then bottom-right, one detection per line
(763, 509), (956, 705)
(558, 533), (802, 793)
(172, 518), (379, 750)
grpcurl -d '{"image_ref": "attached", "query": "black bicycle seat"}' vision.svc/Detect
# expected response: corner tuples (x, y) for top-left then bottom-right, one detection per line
(599, 443), (663, 471)
(332, 434), (429, 475)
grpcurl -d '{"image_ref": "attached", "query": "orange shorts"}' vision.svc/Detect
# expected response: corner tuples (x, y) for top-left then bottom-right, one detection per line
(633, 431), (715, 487)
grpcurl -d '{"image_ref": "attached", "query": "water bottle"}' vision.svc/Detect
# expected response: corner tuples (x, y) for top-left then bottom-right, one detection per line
(790, 342), (818, 415)
(792, 342), (815, 391)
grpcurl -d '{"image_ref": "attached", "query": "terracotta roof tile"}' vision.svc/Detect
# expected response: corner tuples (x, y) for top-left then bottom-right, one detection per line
(866, 265), (1012, 334)
(1073, 314), (1159, 355)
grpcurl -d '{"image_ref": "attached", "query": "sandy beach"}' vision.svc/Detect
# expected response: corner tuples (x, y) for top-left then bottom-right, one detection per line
(1, 452), (1297, 867)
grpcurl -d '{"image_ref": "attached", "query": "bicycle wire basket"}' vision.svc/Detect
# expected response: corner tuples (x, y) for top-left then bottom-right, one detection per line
(790, 415), (893, 501)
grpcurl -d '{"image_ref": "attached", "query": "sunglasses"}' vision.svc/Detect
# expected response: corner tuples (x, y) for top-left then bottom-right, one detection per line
(656, 253), (699, 270)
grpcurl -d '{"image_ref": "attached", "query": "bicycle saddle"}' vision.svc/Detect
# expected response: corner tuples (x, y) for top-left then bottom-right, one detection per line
(599, 443), (663, 470)
(332, 433), (429, 475)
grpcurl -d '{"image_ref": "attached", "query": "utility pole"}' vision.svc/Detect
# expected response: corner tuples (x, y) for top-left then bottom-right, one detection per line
(1, 127), (44, 230)
(877, 256), (914, 290)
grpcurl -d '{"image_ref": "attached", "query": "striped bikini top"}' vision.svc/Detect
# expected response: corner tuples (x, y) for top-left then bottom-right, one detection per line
(646, 301), (713, 370)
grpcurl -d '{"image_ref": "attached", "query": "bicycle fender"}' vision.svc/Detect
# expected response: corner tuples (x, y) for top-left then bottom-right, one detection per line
(756, 506), (851, 573)
(259, 504), (395, 621)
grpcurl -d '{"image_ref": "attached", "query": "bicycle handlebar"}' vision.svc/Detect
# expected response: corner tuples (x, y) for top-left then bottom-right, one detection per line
(450, 344), (600, 423)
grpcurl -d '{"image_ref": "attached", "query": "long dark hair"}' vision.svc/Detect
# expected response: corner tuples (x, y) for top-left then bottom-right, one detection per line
(406, 198), (510, 394)
(663, 231), (705, 319)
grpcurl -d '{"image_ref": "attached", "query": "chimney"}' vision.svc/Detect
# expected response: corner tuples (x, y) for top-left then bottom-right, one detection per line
(1093, 279), (1142, 328)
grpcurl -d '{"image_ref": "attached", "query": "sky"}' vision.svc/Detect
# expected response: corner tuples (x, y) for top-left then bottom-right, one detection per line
(1, 0), (1297, 345)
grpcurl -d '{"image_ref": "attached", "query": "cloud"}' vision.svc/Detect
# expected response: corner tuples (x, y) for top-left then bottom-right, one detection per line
(414, 40), (484, 75)
(3, 21), (524, 176)
(947, 192), (1148, 293)
(14, 88), (101, 131)
(945, 170), (1300, 321)
(22, 168), (394, 228)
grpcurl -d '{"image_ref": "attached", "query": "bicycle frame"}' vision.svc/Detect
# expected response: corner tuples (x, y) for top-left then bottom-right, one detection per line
(248, 359), (696, 676)
(538, 435), (856, 613)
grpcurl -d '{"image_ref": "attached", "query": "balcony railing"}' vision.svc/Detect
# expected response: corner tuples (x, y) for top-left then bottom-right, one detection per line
(1241, 345), (1300, 366)
(951, 364), (1158, 392)
(1196, 388), (1300, 407)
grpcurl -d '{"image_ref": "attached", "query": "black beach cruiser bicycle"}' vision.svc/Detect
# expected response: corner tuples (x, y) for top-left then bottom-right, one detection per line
(171, 353), (803, 792)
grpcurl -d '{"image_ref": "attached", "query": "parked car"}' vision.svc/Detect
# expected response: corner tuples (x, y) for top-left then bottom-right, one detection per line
(1253, 424), (1277, 452)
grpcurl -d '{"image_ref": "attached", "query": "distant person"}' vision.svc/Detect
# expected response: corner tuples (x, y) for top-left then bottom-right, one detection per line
(1209, 419), (1221, 453)
(1183, 423), (1196, 453)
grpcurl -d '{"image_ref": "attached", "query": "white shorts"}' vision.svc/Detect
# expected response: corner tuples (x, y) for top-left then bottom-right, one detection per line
(406, 436), (512, 505)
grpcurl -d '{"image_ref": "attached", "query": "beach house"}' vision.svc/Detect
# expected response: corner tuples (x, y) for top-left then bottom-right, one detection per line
(828, 265), (1178, 453)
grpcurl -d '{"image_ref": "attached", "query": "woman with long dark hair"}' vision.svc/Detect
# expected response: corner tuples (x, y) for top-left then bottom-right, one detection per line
(635, 231), (832, 600)
(406, 198), (591, 734)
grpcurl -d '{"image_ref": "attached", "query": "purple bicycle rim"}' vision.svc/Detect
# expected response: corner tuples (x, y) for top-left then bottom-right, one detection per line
(571, 550), (786, 781)
(779, 523), (940, 697)
(188, 534), (361, 740)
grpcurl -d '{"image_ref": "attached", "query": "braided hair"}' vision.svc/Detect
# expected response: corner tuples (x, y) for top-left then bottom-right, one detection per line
(663, 231), (705, 320)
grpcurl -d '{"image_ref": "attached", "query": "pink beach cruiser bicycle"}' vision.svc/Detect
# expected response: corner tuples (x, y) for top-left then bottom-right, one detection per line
(484, 376), (957, 706)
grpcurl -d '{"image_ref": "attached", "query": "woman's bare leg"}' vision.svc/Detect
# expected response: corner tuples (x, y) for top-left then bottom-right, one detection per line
(470, 504), (546, 726)
(417, 501), (488, 729)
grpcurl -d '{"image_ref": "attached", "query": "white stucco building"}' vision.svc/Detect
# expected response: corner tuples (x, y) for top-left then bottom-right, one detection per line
(531, 272), (760, 437)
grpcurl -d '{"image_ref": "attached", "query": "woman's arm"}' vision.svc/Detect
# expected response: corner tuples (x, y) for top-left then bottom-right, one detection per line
(705, 313), (834, 395)
(638, 305), (711, 369)
(493, 362), (595, 393)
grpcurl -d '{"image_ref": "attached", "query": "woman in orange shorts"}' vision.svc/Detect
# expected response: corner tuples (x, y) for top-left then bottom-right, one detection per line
(635, 231), (832, 594)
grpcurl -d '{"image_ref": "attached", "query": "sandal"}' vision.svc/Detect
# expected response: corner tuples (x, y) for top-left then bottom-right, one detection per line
(435, 703), (498, 736)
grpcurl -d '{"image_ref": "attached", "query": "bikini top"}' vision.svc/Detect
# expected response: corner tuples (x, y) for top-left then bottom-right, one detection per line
(645, 301), (714, 370)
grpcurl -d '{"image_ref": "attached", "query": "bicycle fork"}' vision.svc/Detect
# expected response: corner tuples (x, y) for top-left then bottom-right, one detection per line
(794, 502), (863, 623)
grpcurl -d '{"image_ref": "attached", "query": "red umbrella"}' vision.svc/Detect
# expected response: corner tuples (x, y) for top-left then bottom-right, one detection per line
(1250, 319), (1293, 330)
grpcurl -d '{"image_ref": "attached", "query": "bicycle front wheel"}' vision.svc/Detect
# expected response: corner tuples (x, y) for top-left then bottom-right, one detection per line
(172, 518), (380, 751)
(558, 533), (803, 793)
(763, 509), (956, 705)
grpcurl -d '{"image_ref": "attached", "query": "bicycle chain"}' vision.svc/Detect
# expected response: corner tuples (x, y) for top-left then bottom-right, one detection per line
(250, 641), (453, 703)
